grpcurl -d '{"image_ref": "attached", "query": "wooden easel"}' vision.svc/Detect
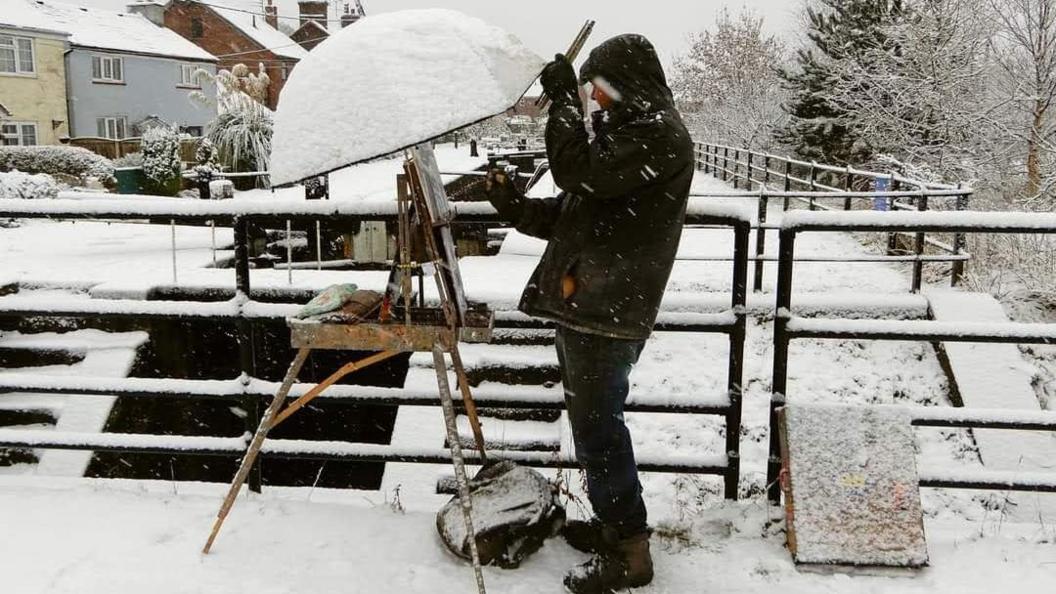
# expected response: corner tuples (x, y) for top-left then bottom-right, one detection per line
(202, 144), (491, 594)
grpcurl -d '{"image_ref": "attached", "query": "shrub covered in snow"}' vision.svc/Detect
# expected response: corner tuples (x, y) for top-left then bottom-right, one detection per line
(208, 98), (272, 186)
(0, 170), (60, 199)
(0, 146), (115, 186)
(193, 137), (219, 178)
(141, 125), (184, 196)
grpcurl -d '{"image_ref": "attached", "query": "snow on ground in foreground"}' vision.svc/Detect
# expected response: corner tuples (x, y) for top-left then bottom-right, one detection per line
(1, 476), (1052, 594)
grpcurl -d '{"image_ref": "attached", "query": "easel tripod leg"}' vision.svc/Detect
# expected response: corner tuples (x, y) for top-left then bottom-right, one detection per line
(202, 347), (311, 554)
(448, 344), (487, 461)
(432, 343), (487, 594)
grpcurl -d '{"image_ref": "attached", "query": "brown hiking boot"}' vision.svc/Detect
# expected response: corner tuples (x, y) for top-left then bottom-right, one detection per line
(563, 531), (654, 593)
(561, 518), (619, 554)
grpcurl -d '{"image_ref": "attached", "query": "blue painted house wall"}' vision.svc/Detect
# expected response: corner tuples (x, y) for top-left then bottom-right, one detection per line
(66, 49), (216, 137)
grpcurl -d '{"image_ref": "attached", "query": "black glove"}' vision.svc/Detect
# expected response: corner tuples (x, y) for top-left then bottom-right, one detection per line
(540, 54), (579, 107)
(484, 166), (525, 221)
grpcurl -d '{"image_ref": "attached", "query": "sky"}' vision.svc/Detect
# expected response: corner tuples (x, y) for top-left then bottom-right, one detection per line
(70, 0), (800, 66)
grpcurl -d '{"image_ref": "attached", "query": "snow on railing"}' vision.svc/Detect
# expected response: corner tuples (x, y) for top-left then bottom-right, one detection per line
(784, 316), (1056, 343)
(765, 207), (1056, 503)
(0, 371), (733, 414)
(783, 209), (1056, 232)
(695, 141), (966, 191)
(918, 468), (1056, 492)
(0, 428), (728, 473)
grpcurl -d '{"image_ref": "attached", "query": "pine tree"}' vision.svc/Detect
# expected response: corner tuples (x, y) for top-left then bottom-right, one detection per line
(778, 0), (907, 165)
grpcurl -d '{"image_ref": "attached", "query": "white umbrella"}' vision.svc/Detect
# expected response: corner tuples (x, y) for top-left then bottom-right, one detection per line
(270, 9), (546, 187)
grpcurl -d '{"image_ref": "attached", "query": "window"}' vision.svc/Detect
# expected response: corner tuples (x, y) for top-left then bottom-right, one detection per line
(180, 125), (203, 137)
(179, 64), (200, 88)
(96, 116), (127, 139)
(0, 35), (35, 75)
(1, 122), (38, 146)
(91, 55), (123, 83)
(280, 65), (288, 80)
(191, 18), (203, 39)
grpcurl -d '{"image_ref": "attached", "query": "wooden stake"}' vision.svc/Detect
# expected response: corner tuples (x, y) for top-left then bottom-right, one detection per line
(448, 344), (487, 460)
(271, 350), (400, 429)
(203, 347), (311, 554)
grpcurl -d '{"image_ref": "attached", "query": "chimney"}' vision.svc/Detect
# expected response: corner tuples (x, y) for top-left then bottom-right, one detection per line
(126, 1), (167, 27)
(264, 0), (278, 30)
(298, 0), (328, 30)
(340, 3), (362, 28)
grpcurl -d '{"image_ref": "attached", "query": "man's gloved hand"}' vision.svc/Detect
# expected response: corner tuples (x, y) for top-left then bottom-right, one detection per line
(484, 165), (525, 221)
(540, 54), (579, 107)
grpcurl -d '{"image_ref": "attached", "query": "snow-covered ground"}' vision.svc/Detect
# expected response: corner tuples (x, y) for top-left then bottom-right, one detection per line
(2, 161), (1055, 592)
(1, 476), (1053, 594)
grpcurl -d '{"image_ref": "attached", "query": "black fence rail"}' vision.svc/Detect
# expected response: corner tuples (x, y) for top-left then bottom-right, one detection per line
(0, 196), (750, 499)
(767, 209), (1056, 503)
(693, 142), (973, 291)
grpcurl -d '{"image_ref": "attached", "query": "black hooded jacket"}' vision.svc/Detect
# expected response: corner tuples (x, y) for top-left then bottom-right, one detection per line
(493, 35), (694, 340)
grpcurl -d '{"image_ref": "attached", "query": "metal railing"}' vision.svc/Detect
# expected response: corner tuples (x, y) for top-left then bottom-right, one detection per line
(0, 195), (750, 499)
(694, 142), (974, 292)
(767, 210), (1056, 503)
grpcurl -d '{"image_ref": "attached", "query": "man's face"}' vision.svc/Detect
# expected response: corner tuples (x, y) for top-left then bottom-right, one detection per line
(591, 84), (616, 110)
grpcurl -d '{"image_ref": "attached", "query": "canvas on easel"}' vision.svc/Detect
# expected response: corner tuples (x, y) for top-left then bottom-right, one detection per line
(404, 144), (469, 322)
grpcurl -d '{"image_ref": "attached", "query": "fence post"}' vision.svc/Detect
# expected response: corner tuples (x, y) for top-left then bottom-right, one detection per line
(746, 150), (754, 189)
(769, 228), (797, 504)
(783, 160), (792, 211)
(887, 175), (900, 255)
(754, 190), (768, 292)
(763, 155), (771, 185)
(951, 187), (969, 286)
(733, 149), (740, 189)
(844, 166), (853, 211)
(809, 161), (818, 211)
(233, 217), (262, 493)
(912, 194), (928, 292)
(726, 221), (750, 500)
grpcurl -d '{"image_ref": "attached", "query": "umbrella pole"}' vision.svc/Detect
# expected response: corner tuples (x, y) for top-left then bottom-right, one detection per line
(535, 19), (596, 111)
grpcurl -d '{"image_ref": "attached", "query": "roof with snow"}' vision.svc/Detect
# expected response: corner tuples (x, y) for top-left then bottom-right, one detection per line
(13, 0), (215, 62)
(206, 1), (308, 61)
(0, 0), (70, 36)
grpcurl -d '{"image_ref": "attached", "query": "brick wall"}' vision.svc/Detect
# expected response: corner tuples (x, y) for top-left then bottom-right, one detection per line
(163, 0), (298, 110)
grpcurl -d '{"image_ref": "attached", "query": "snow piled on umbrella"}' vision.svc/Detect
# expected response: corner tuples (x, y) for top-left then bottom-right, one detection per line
(270, 9), (545, 187)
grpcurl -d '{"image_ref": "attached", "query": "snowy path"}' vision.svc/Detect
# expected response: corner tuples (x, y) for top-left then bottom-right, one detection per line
(1, 475), (1053, 594)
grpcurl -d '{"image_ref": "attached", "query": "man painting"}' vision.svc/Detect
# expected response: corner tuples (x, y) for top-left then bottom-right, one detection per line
(485, 34), (694, 593)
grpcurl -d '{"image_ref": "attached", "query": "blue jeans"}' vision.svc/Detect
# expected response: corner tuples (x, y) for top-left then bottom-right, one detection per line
(555, 325), (648, 538)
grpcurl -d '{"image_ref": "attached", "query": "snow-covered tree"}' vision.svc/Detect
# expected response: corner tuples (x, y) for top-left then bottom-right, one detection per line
(141, 125), (184, 196)
(670, 7), (788, 151)
(825, 0), (998, 181)
(989, 0), (1056, 197)
(778, 0), (908, 164)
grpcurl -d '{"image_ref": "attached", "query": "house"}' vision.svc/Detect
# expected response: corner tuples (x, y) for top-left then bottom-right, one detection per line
(288, 1), (364, 52)
(22, 0), (218, 140)
(138, 1), (307, 110)
(0, 1), (72, 145)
